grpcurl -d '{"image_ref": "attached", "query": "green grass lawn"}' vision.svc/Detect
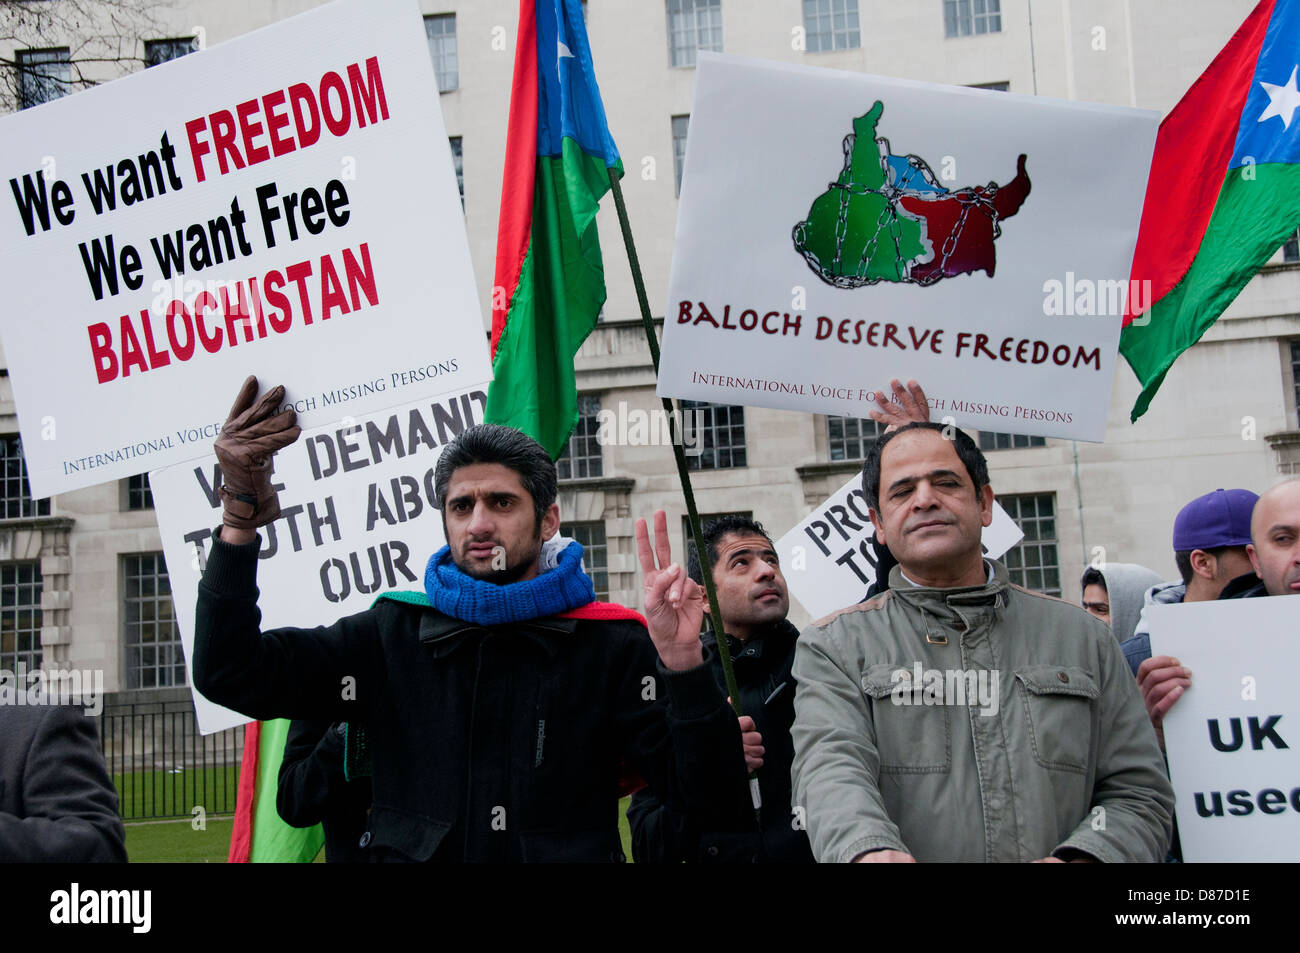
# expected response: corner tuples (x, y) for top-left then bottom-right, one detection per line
(124, 797), (635, 862)
(112, 765), (240, 820)
(125, 816), (235, 862)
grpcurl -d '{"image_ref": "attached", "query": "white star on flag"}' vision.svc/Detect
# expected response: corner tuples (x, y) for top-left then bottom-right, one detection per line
(1258, 64), (1300, 130)
(558, 40), (574, 60)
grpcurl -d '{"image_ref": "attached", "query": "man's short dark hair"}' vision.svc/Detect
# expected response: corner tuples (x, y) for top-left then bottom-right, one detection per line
(686, 515), (773, 584)
(860, 422), (990, 513)
(433, 424), (557, 528)
(1173, 545), (1246, 587)
(1080, 567), (1107, 591)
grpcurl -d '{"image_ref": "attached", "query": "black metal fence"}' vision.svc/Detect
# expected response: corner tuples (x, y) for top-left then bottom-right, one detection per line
(98, 694), (246, 820)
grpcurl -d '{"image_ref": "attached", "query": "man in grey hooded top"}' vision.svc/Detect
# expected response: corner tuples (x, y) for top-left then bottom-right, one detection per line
(1080, 563), (1164, 645)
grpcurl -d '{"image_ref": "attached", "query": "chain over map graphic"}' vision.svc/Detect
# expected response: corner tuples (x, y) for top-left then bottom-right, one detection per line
(792, 101), (1031, 288)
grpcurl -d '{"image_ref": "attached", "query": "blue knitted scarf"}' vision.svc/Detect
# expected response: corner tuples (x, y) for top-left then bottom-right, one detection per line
(423, 540), (596, 625)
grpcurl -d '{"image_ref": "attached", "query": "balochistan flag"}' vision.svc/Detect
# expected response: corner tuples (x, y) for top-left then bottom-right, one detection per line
(487, 0), (622, 457)
(1122, 0), (1300, 420)
(228, 719), (323, 863)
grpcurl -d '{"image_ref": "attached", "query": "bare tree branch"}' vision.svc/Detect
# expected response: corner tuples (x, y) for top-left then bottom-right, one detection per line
(1, 0), (171, 113)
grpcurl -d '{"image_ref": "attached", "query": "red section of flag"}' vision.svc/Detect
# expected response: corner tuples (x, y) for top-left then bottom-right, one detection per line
(491, 0), (540, 357)
(1124, 0), (1273, 326)
(228, 720), (260, 864)
(559, 600), (648, 627)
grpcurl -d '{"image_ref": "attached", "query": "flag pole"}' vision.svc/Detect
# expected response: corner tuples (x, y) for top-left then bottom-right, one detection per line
(606, 168), (763, 820)
(605, 168), (742, 712)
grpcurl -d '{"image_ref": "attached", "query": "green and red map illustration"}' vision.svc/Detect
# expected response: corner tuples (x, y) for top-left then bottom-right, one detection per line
(793, 101), (1031, 288)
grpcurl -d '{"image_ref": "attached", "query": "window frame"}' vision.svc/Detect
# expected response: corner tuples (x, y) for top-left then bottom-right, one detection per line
(122, 552), (186, 690)
(999, 493), (1061, 596)
(666, 0), (723, 69)
(557, 395), (604, 481)
(803, 0), (862, 53)
(680, 400), (747, 471)
(425, 13), (459, 92)
(15, 47), (71, 110)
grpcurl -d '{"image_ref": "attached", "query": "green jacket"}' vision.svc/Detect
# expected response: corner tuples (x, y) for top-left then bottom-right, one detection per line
(791, 560), (1174, 863)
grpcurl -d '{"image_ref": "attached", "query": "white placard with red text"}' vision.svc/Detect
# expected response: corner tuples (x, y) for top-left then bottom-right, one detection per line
(0, 0), (490, 497)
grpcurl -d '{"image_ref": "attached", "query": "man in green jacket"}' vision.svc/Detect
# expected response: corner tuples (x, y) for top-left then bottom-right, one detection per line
(791, 422), (1173, 863)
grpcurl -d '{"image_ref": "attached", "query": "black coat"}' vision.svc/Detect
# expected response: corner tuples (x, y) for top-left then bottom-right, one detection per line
(194, 535), (748, 862)
(0, 704), (126, 862)
(277, 719), (373, 863)
(627, 619), (814, 863)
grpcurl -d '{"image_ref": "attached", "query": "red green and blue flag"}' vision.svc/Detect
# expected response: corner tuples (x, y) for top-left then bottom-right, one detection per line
(486, 0), (622, 457)
(1122, 0), (1300, 420)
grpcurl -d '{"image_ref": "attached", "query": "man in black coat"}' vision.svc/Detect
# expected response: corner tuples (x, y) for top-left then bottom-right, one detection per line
(193, 378), (748, 862)
(628, 515), (814, 863)
(0, 703), (126, 862)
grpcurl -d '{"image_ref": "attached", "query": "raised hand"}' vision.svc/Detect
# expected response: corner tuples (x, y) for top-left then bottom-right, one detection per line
(635, 510), (705, 671)
(214, 376), (301, 538)
(867, 378), (931, 431)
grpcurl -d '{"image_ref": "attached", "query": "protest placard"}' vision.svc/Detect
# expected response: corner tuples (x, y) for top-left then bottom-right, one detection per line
(0, 0), (491, 498)
(1148, 597), (1300, 862)
(776, 471), (1023, 620)
(659, 53), (1158, 442)
(151, 386), (485, 734)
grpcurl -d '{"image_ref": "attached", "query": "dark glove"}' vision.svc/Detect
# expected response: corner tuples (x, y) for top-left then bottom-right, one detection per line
(214, 376), (300, 531)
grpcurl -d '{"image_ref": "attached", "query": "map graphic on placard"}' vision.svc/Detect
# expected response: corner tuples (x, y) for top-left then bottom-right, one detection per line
(791, 101), (1031, 288)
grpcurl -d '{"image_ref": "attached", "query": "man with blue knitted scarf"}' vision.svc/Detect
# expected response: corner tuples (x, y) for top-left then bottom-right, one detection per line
(193, 377), (750, 862)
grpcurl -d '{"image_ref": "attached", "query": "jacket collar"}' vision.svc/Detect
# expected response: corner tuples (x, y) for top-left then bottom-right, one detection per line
(887, 559), (1011, 614)
(418, 609), (579, 659)
(703, 617), (800, 662)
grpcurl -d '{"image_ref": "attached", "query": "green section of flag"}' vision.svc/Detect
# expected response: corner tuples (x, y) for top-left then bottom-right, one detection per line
(1121, 163), (1300, 421)
(248, 718), (324, 863)
(486, 139), (621, 457)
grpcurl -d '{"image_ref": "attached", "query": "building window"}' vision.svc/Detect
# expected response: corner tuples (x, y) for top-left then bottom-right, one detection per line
(1000, 493), (1061, 596)
(667, 0), (723, 68)
(16, 48), (71, 109)
(569, 521), (609, 599)
(672, 114), (690, 196)
(448, 136), (464, 206)
(144, 38), (196, 67)
(0, 563), (43, 672)
(124, 553), (185, 689)
(945, 0), (1002, 38)
(1292, 340), (1300, 427)
(804, 0), (861, 52)
(126, 474), (154, 510)
(1283, 228), (1299, 263)
(425, 14), (458, 92)
(828, 416), (884, 461)
(557, 395), (604, 480)
(681, 400), (746, 470)
(0, 436), (51, 519)
(978, 432), (1046, 451)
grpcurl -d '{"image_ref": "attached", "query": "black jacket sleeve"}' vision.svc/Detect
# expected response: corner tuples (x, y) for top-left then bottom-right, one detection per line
(615, 634), (751, 836)
(627, 785), (693, 863)
(277, 719), (347, 828)
(0, 706), (127, 862)
(193, 532), (388, 723)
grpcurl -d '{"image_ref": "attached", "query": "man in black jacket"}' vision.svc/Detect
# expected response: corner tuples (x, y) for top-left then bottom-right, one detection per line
(193, 378), (748, 862)
(628, 515), (814, 863)
(277, 719), (372, 863)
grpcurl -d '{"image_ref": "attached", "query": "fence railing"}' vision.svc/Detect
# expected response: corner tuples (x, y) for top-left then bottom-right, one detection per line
(98, 697), (246, 821)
